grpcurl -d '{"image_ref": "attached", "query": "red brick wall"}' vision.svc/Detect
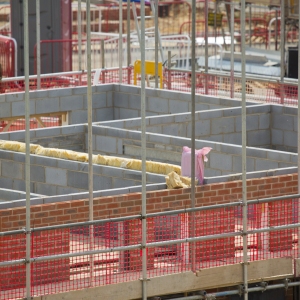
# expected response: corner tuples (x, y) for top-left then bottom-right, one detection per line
(0, 173), (297, 231)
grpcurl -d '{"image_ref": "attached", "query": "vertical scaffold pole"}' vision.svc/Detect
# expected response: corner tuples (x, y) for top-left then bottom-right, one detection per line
(140, 0), (147, 299)
(119, 0), (123, 82)
(241, 0), (248, 299)
(24, 0), (31, 298)
(191, 0), (196, 273)
(280, 0), (285, 104)
(86, 0), (94, 287)
(78, 0), (82, 71)
(204, 0), (208, 94)
(297, 0), (300, 259)
(154, 0), (158, 88)
(36, 0), (41, 89)
(230, 2), (234, 98)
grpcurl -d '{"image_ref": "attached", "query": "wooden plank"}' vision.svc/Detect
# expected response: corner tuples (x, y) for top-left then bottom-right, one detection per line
(33, 258), (294, 300)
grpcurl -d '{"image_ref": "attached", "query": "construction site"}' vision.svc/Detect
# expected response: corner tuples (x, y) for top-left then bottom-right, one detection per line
(0, 0), (300, 300)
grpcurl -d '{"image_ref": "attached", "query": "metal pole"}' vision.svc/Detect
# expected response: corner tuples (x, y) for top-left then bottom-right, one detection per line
(154, 0), (158, 88)
(86, 0), (94, 287)
(249, 4), (251, 48)
(241, 0), (248, 299)
(24, 0), (31, 298)
(127, 0), (131, 67)
(204, 0), (208, 94)
(280, 0), (285, 104)
(191, 0), (196, 273)
(140, 0), (147, 299)
(298, 0), (300, 259)
(230, 2), (234, 98)
(119, 0), (123, 83)
(78, 0), (82, 71)
(36, 0), (41, 89)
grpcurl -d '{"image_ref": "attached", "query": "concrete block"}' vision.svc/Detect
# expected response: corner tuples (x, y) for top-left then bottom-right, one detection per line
(36, 97), (60, 114)
(113, 107), (120, 119)
(95, 84), (113, 93)
(128, 94), (141, 109)
(147, 96), (168, 113)
(35, 127), (61, 137)
(45, 167), (67, 186)
(28, 90), (48, 99)
(174, 113), (191, 123)
(93, 175), (112, 189)
(267, 150), (292, 163)
(247, 147), (267, 159)
(113, 178), (138, 189)
(57, 186), (81, 195)
(92, 94), (107, 109)
(188, 119), (210, 137)
(56, 159), (79, 171)
(95, 135), (117, 153)
(200, 109), (223, 120)
(119, 108), (139, 119)
(195, 103), (211, 111)
(0, 102), (11, 118)
(61, 125), (85, 135)
(211, 117), (235, 135)
(106, 91), (113, 107)
(0, 94), (5, 102)
(9, 130), (35, 141)
(70, 110), (88, 124)
(12, 100), (35, 117)
(271, 129), (284, 147)
(0, 177), (13, 189)
(209, 152), (233, 172)
(106, 127), (128, 139)
(247, 104), (271, 114)
(117, 139), (123, 155)
(5, 92), (24, 102)
(232, 155), (255, 172)
(222, 107), (242, 117)
(35, 182), (57, 196)
(283, 105), (297, 116)
(2, 161), (24, 179)
(123, 171), (142, 181)
(283, 130), (297, 148)
(148, 115), (172, 126)
(162, 124), (179, 136)
(124, 118), (143, 128)
(222, 133), (242, 145)
(13, 179), (34, 192)
(30, 165), (45, 182)
(33, 156), (57, 167)
(67, 170), (88, 189)
(48, 88), (72, 98)
(0, 150), (13, 160)
(127, 130), (141, 140)
(169, 99), (189, 114)
(114, 92), (129, 108)
(259, 113), (270, 130)
(60, 95), (84, 111)
(119, 85), (138, 94)
(272, 113), (294, 130)
(247, 130), (270, 147)
(72, 86), (87, 95)
(148, 133), (171, 145)
(95, 107), (114, 122)
(255, 158), (279, 171)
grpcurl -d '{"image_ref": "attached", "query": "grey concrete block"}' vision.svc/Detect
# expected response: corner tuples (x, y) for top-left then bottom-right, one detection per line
(35, 183), (57, 196)
(188, 119), (210, 137)
(114, 92), (129, 108)
(246, 147), (267, 159)
(35, 127), (61, 137)
(232, 155), (255, 172)
(70, 110), (88, 124)
(271, 128), (283, 146)
(93, 175), (112, 189)
(255, 158), (279, 171)
(209, 152), (233, 171)
(211, 117), (235, 135)
(272, 113), (294, 130)
(72, 86), (87, 95)
(247, 130), (270, 147)
(5, 92), (24, 102)
(222, 133), (242, 145)
(57, 159), (79, 171)
(0, 102), (11, 118)
(195, 103), (211, 111)
(61, 124), (85, 135)
(0, 150), (13, 160)
(0, 94), (5, 102)
(2, 161), (24, 179)
(12, 100), (35, 117)
(169, 99), (189, 114)
(200, 109), (223, 120)
(119, 108), (139, 119)
(162, 124), (179, 136)
(95, 84), (113, 93)
(36, 97), (60, 114)
(30, 165), (45, 182)
(29, 90), (48, 99)
(147, 96), (168, 113)
(68, 170), (88, 189)
(60, 95), (84, 111)
(113, 178), (138, 189)
(48, 88), (72, 98)
(0, 177), (13, 189)
(283, 106), (297, 116)
(259, 113), (270, 130)
(45, 167), (67, 186)
(33, 155), (57, 167)
(95, 135), (117, 153)
(283, 130), (297, 148)
(128, 94), (141, 109)
(57, 186), (81, 195)
(92, 94), (108, 109)
(95, 108), (114, 122)
(113, 108), (120, 119)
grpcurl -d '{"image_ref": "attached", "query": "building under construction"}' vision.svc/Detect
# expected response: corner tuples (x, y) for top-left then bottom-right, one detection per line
(0, 0), (300, 300)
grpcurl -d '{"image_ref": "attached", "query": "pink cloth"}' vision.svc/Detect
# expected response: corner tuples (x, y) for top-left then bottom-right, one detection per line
(181, 146), (212, 185)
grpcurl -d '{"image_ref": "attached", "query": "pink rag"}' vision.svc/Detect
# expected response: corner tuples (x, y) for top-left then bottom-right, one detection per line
(181, 146), (212, 185)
